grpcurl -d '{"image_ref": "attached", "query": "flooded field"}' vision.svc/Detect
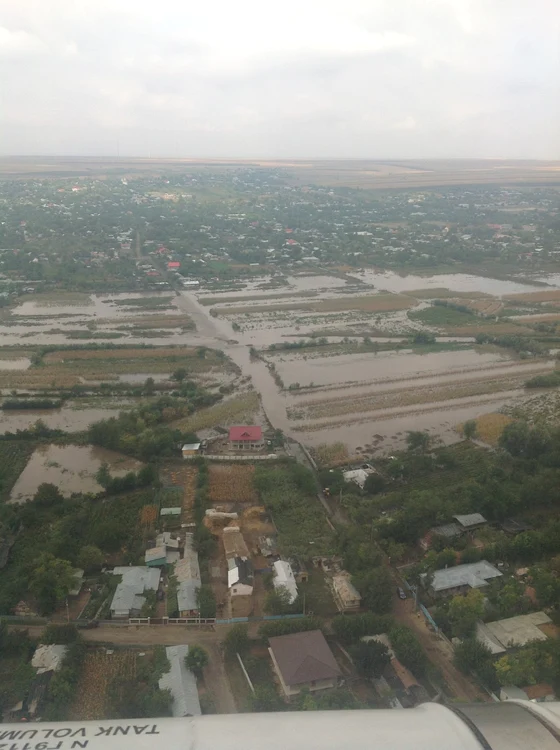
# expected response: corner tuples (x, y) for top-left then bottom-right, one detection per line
(271, 348), (512, 388)
(9, 444), (143, 503)
(0, 404), (123, 434)
(0, 358), (31, 370)
(348, 270), (553, 296)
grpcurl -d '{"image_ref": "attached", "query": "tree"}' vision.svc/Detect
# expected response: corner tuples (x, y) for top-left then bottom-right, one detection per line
(454, 638), (498, 689)
(95, 462), (112, 489)
(495, 579), (530, 617)
(389, 626), (427, 676)
(34, 483), (64, 508)
(495, 649), (539, 687)
(172, 367), (188, 382)
(248, 685), (283, 712)
(185, 645), (209, 678)
(364, 473), (386, 495)
(351, 640), (390, 678)
(223, 624), (250, 658)
(264, 587), (294, 615)
(29, 553), (75, 615)
(355, 567), (393, 614)
(197, 585), (217, 618)
(144, 377), (156, 395)
(77, 545), (104, 573)
(448, 589), (485, 638)
(406, 431), (431, 453)
(463, 420), (477, 440)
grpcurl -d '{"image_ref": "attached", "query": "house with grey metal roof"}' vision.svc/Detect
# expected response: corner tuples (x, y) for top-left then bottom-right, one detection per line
(476, 612), (551, 655)
(158, 646), (201, 716)
(425, 560), (502, 598)
(177, 580), (202, 617)
(110, 566), (161, 618)
(452, 513), (487, 530)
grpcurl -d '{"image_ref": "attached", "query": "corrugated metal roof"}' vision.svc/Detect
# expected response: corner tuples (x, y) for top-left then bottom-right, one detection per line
(452, 513), (487, 528)
(428, 560), (502, 592)
(158, 646), (201, 717)
(111, 567), (161, 615)
(177, 580), (201, 612)
(145, 546), (166, 564)
(161, 507), (181, 515)
(273, 560), (298, 603)
(32, 645), (68, 674)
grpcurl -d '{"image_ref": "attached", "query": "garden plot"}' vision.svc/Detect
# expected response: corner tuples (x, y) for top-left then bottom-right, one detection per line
(208, 464), (258, 505)
(70, 649), (138, 720)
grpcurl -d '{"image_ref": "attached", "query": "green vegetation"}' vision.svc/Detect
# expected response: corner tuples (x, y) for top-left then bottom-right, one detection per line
(258, 617), (322, 640)
(253, 462), (333, 558)
(331, 613), (394, 645)
(526, 371), (560, 388)
(409, 303), (476, 326)
(388, 626), (427, 677)
(0, 441), (35, 500)
(185, 645), (209, 678)
(351, 639), (391, 678)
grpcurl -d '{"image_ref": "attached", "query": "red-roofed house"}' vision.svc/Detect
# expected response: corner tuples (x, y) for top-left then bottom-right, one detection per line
(167, 261), (181, 269)
(229, 426), (264, 452)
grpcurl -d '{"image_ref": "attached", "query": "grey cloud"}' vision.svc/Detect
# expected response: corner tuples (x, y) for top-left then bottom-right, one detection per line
(0, 0), (559, 157)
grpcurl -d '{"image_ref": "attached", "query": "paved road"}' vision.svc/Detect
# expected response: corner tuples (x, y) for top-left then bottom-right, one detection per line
(15, 624), (238, 714)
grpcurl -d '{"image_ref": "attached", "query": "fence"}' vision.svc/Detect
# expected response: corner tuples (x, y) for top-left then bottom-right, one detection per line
(183, 454), (279, 462)
(128, 617), (216, 626)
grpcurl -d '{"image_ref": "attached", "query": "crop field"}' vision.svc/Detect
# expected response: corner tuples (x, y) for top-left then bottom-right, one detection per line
(213, 293), (413, 316)
(311, 442), (350, 467)
(112, 313), (194, 329)
(0, 441), (35, 500)
(174, 391), (261, 433)
(208, 464), (257, 504)
(70, 649), (138, 720)
(505, 290), (560, 303)
(457, 412), (514, 445)
(140, 504), (158, 527)
(0, 346), (231, 388)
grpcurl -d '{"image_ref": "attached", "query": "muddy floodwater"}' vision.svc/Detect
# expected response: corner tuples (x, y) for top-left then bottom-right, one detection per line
(273, 348), (511, 388)
(10, 444), (143, 503)
(348, 270), (553, 296)
(0, 359), (31, 370)
(0, 405), (122, 435)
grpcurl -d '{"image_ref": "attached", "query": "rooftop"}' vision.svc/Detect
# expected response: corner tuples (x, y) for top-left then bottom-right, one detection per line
(32, 645), (68, 674)
(478, 612), (551, 653)
(427, 560), (502, 592)
(158, 646), (201, 717)
(452, 513), (487, 528)
(177, 580), (201, 612)
(273, 560), (298, 603)
(229, 425), (263, 442)
(269, 629), (341, 687)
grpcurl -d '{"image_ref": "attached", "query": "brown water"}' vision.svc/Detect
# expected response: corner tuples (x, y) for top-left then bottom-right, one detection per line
(9, 444), (143, 503)
(273, 348), (511, 388)
(0, 406), (121, 435)
(0, 359), (31, 370)
(348, 270), (554, 296)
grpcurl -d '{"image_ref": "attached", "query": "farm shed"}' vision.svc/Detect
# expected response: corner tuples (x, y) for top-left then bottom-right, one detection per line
(182, 443), (201, 458)
(174, 535), (201, 582)
(223, 526), (250, 559)
(273, 560), (298, 604)
(452, 513), (487, 531)
(177, 580), (202, 617)
(268, 630), (341, 697)
(69, 568), (84, 596)
(228, 557), (254, 618)
(145, 546), (167, 567)
(229, 425), (264, 451)
(425, 560), (502, 598)
(332, 573), (361, 612)
(419, 523), (462, 551)
(160, 507), (181, 517)
(159, 646), (201, 716)
(110, 566), (161, 618)
(157, 532), (181, 550)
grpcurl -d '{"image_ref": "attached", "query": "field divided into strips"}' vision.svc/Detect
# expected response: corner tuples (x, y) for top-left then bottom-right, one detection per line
(160, 464), (199, 524)
(175, 391), (261, 433)
(70, 650), (137, 720)
(208, 464), (258, 505)
(211, 293), (414, 316)
(0, 346), (230, 389)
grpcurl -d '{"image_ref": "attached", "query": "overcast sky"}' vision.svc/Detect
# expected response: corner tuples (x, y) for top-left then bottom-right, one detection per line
(1, 0), (559, 159)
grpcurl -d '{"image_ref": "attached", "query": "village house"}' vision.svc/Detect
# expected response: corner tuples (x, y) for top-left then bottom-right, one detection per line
(110, 566), (161, 618)
(228, 425), (264, 451)
(268, 629), (342, 697)
(182, 442), (201, 458)
(425, 560), (502, 598)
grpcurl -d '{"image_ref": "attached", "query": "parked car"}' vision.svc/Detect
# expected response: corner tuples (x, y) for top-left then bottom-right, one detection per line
(397, 587), (407, 600)
(156, 589), (165, 601)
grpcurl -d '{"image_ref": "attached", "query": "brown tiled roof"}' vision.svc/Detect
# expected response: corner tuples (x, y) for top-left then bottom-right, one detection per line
(524, 683), (555, 700)
(269, 630), (341, 686)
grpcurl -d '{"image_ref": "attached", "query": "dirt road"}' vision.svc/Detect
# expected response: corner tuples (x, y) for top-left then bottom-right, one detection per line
(15, 624), (238, 714)
(392, 596), (489, 702)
